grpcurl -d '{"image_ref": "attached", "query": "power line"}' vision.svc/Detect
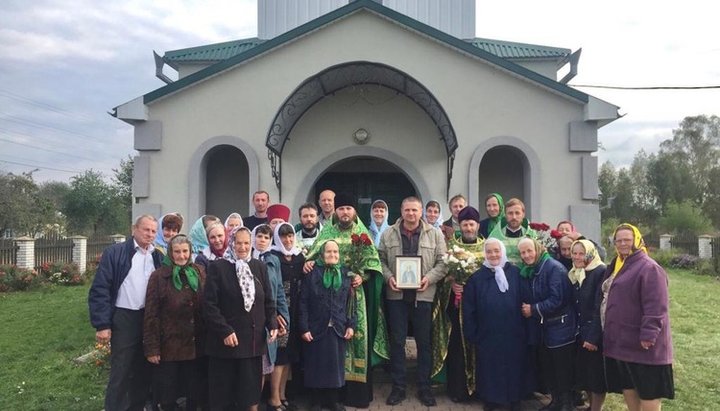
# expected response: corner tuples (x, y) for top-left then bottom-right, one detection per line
(0, 154), (83, 173)
(0, 113), (104, 142)
(0, 89), (93, 121)
(0, 136), (97, 162)
(570, 84), (720, 90)
(0, 158), (82, 174)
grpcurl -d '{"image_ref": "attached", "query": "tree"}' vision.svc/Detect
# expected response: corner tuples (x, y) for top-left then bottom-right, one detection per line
(598, 161), (617, 218)
(111, 155), (133, 229)
(658, 200), (706, 236)
(63, 170), (113, 235)
(0, 172), (42, 237)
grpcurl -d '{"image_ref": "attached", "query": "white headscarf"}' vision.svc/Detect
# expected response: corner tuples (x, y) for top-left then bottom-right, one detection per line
(271, 222), (302, 256)
(250, 224), (273, 260)
(482, 237), (509, 292)
(224, 212), (244, 231)
(223, 226), (254, 312)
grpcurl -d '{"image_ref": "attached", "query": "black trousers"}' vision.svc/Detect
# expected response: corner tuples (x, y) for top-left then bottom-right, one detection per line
(105, 308), (150, 411)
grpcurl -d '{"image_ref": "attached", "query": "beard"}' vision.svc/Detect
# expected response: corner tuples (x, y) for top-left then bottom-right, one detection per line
(461, 233), (477, 243)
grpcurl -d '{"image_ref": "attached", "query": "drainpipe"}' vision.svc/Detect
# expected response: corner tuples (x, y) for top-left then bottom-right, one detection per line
(153, 51), (174, 84)
(559, 48), (582, 84)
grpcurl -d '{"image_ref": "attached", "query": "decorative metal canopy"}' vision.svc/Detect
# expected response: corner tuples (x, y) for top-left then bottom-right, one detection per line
(266, 61), (458, 199)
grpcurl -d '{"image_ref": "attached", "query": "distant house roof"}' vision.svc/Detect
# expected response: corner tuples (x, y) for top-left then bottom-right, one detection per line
(142, 0), (589, 105)
(163, 36), (569, 68)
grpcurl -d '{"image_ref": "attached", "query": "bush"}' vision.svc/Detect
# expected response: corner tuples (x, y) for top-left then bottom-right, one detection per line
(38, 261), (85, 286)
(652, 249), (680, 268)
(0, 265), (44, 292)
(669, 254), (699, 270)
(696, 259), (718, 277)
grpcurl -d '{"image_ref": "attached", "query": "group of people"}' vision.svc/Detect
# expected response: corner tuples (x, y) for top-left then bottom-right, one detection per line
(88, 189), (674, 411)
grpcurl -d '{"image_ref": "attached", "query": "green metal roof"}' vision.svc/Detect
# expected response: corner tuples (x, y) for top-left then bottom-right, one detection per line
(144, 0), (588, 104)
(163, 37), (568, 66)
(468, 38), (570, 60)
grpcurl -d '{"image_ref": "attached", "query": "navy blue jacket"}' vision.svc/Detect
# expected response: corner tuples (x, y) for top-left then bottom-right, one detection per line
(572, 264), (606, 347)
(88, 238), (162, 331)
(527, 257), (578, 348)
(298, 266), (355, 339)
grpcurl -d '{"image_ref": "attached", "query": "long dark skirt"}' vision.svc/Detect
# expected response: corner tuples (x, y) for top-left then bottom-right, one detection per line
(304, 331), (345, 389)
(151, 357), (207, 406)
(539, 342), (575, 393)
(208, 356), (262, 410)
(575, 343), (607, 393)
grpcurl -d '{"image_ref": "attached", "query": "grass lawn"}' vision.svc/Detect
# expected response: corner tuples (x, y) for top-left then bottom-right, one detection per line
(0, 269), (718, 410)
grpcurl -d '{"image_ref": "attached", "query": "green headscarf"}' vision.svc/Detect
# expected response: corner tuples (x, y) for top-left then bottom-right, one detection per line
(163, 237), (200, 291)
(485, 192), (505, 235)
(316, 240), (343, 290)
(517, 238), (550, 279)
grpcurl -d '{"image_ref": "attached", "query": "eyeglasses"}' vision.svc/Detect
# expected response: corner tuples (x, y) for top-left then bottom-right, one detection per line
(614, 238), (633, 244)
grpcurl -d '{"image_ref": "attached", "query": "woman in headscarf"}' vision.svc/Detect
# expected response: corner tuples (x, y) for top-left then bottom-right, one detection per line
(224, 212), (244, 234)
(270, 222), (306, 410)
(143, 234), (206, 410)
(423, 200), (443, 230)
(518, 238), (577, 411)
(153, 213), (184, 255)
(251, 224), (290, 411)
(569, 240), (607, 411)
(478, 193), (504, 239)
(463, 238), (529, 411)
(203, 226), (278, 411)
(299, 240), (355, 411)
(189, 215), (221, 255)
(601, 224), (674, 410)
(367, 199), (389, 247)
(194, 221), (227, 271)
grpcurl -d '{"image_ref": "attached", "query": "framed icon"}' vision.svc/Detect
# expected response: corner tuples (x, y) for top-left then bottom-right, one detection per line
(396, 256), (422, 289)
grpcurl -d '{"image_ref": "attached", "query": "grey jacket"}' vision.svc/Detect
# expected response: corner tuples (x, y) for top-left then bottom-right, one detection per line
(378, 219), (447, 302)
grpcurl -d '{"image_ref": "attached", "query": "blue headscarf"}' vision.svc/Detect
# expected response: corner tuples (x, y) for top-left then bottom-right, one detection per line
(189, 215), (210, 254)
(368, 199), (389, 247)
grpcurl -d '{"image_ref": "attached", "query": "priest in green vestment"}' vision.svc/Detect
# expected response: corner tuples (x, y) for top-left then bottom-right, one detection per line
(305, 193), (389, 408)
(488, 197), (537, 264)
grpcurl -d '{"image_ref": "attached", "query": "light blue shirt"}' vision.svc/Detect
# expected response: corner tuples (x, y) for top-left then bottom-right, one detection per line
(115, 240), (156, 310)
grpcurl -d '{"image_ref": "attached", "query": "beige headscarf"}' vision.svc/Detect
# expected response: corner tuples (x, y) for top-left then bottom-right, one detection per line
(568, 239), (604, 286)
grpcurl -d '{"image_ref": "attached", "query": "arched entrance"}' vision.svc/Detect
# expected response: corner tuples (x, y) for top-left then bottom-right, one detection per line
(311, 157), (417, 226)
(478, 146), (528, 216)
(205, 145), (249, 217)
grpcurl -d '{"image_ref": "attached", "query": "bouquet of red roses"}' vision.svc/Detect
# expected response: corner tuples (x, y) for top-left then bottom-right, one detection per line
(347, 233), (372, 274)
(529, 222), (555, 249)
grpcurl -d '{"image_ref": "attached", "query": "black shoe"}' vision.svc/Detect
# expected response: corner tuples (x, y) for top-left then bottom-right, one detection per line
(418, 389), (437, 407)
(386, 388), (406, 405)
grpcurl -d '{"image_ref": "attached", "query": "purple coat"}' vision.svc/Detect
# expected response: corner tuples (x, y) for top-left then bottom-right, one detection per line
(603, 251), (673, 365)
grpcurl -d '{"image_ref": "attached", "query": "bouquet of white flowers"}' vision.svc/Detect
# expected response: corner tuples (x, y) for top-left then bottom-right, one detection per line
(442, 244), (481, 307)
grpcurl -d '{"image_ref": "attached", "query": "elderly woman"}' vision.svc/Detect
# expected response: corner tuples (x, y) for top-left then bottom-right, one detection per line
(569, 240), (607, 411)
(153, 213), (184, 255)
(143, 234), (206, 410)
(299, 240), (355, 411)
(189, 214), (221, 254)
(225, 212), (244, 233)
(204, 227), (278, 411)
(519, 238), (577, 411)
(602, 224), (674, 411)
(478, 193), (503, 239)
(368, 199), (389, 246)
(463, 238), (529, 411)
(194, 221), (228, 271)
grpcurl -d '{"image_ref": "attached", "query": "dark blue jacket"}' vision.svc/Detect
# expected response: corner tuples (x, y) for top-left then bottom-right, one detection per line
(572, 264), (606, 347)
(298, 266), (355, 339)
(88, 238), (162, 331)
(527, 257), (578, 348)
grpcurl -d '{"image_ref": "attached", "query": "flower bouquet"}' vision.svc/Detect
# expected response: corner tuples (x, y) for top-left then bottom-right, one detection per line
(529, 222), (555, 249)
(441, 244), (480, 307)
(347, 233), (373, 275)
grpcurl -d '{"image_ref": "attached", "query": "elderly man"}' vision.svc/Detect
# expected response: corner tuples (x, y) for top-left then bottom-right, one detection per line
(89, 215), (163, 411)
(379, 196), (447, 407)
(304, 193), (389, 408)
(489, 198), (536, 264)
(317, 189), (335, 224)
(244, 190), (271, 230)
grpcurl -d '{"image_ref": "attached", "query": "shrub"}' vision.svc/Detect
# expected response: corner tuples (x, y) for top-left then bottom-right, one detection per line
(695, 259), (718, 277)
(652, 249), (679, 268)
(669, 254), (699, 270)
(0, 265), (43, 292)
(38, 262), (84, 286)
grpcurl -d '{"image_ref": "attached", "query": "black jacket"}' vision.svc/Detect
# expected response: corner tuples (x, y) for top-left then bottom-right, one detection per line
(298, 266), (355, 339)
(571, 264), (606, 346)
(203, 258), (278, 358)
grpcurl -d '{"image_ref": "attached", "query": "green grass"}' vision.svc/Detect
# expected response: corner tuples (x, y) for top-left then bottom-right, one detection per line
(0, 270), (718, 410)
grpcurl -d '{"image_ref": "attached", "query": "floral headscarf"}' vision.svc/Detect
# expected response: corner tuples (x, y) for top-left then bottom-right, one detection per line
(482, 238), (509, 292)
(568, 239), (604, 286)
(610, 223), (647, 277)
(223, 226), (255, 312)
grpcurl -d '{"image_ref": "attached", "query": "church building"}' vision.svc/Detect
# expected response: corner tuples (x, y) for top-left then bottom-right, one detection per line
(113, 0), (619, 238)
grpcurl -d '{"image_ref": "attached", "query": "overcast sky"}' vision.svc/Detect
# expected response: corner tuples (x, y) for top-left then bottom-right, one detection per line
(0, 0), (717, 183)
